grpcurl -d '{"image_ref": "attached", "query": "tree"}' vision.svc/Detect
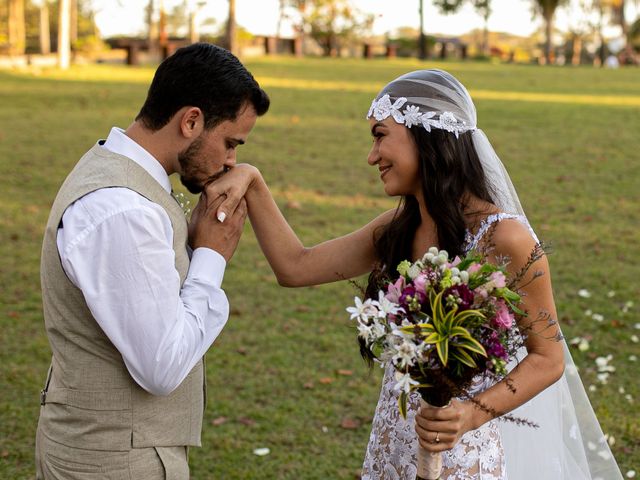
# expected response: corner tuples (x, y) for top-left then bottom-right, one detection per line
(432, 0), (493, 56)
(8, 0), (26, 56)
(40, 1), (51, 54)
(472, 0), (492, 56)
(305, 0), (373, 56)
(531, 0), (570, 64)
(58, 0), (71, 68)
(226, 0), (237, 54)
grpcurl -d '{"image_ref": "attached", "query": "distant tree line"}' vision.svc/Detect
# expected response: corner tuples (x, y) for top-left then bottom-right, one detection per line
(2, 0), (639, 66)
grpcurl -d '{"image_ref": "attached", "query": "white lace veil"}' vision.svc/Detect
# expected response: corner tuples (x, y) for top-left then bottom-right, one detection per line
(367, 70), (623, 479)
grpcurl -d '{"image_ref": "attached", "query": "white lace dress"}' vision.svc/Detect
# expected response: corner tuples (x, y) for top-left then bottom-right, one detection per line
(361, 214), (538, 480)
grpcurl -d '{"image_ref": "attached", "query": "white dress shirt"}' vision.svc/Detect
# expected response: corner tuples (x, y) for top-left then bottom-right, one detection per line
(56, 127), (229, 395)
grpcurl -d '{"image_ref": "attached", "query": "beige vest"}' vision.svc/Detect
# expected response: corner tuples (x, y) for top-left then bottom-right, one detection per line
(38, 144), (205, 451)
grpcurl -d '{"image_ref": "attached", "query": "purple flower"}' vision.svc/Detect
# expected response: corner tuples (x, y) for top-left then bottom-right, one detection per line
(444, 284), (474, 310)
(487, 332), (509, 360)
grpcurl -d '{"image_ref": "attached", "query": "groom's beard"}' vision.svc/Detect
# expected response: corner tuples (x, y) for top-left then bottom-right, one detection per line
(178, 137), (207, 194)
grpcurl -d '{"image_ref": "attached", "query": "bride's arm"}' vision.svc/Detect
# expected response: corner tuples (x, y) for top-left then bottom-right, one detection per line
(203, 164), (395, 287)
(415, 219), (565, 452)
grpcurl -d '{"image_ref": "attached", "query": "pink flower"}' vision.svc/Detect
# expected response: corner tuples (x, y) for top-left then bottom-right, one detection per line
(493, 300), (514, 329)
(386, 277), (405, 303)
(490, 271), (506, 289)
(413, 274), (428, 297)
(468, 263), (482, 274)
(448, 256), (462, 268)
(474, 287), (489, 300)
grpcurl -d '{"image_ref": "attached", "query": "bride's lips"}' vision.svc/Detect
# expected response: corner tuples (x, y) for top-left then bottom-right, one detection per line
(379, 165), (391, 180)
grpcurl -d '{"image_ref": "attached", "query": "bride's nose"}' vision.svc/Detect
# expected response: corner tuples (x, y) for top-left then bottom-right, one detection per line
(367, 143), (379, 166)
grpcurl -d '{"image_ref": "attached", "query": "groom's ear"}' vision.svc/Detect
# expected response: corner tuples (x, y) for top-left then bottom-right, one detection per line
(179, 107), (204, 139)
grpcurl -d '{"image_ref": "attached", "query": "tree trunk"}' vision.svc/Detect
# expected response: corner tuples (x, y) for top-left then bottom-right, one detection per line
(70, 0), (78, 45)
(8, 0), (26, 56)
(571, 34), (581, 66)
(482, 13), (489, 56)
(227, 0), (237, 55)
(58, 0), (71, 69)
(40, 3), (51, 55)
(419, 0), (427, 60)
(544, 13), (553, 65)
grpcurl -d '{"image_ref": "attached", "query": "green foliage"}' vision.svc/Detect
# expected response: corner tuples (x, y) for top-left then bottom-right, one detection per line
(0, 58), (638, 478)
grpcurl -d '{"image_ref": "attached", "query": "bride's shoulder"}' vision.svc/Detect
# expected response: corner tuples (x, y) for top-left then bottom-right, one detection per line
(489, 215), (540, 263)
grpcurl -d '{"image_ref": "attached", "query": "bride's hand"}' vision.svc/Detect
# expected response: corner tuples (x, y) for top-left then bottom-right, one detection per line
(414, 399), (475, 452)
(203, 163), (260, 222)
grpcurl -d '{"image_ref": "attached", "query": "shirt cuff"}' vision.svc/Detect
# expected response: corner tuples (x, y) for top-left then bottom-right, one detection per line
(188, 248), (227, 288)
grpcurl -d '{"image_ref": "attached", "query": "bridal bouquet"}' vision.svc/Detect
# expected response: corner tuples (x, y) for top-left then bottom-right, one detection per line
(347, 246), (539, 479)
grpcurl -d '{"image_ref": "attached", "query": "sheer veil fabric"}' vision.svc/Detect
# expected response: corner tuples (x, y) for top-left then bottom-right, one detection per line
(367, 70), (623, 479)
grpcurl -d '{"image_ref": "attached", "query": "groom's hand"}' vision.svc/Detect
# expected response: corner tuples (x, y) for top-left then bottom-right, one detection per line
(203, 163), (260, 224)
(188, 191), (247, 262)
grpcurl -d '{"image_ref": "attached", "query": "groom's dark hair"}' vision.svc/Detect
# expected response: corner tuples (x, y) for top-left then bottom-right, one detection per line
(136, 43), (269, 131)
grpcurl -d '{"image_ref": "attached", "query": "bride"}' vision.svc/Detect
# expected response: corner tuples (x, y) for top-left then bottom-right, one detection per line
(199, 69), (623, 479)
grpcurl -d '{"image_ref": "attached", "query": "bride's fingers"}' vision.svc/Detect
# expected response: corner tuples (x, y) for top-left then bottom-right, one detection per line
(202, 183), (242, 223)
(417, 431), (457, 452)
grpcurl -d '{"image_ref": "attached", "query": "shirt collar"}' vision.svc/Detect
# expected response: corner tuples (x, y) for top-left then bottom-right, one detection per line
(100, 127), (172, 193)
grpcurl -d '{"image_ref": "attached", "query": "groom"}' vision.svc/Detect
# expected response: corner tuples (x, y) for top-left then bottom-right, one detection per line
(36, 43), (269, 479)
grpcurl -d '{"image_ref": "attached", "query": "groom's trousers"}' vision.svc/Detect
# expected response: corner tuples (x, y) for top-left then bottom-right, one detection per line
(35, 427), (190, 480)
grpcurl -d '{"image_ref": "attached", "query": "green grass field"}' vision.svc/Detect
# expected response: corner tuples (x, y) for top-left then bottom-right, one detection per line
(0, 57), (638, 478)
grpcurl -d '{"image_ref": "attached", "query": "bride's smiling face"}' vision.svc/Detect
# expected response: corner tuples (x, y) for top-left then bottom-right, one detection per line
(367, 117), (421, 197)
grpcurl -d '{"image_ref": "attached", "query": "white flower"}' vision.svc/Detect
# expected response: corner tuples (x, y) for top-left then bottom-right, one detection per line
(439, 112), (459, 132)
(459, 270), (469, 284)
(584, 309), (593, 316)
(357, 322), (374, 342)
(420, 111), (437, 132)
(588, 385), (597, 392)
(625, 394), (634, 403)
(253, 447), (270, 456)
(407, 264), (422, 280)
(632, 335), (639, 343)
(578, 289), (592, 298)
(376, 291), (404, 318)
(402, 105), (423, 127)
(635, 323), (640, 330)
(371, 321), (386, 340)
(423, 252), (435, 263)
(393, 340), (418, 368)
(578, 339), (590, 352)
(596, 373), (610, 384)
(607, 290), (616, 298)
(372, 94), (393, 121)
(622, 301), (634, 313)
(393, 371), (419, 394)
(595, 355), (615, 372)
(604, 434), (615, 446)
(346, 297), (378, 323)
(434, 253), (448, 266)
(591, 313), (604, 322)
(627, 470), (636, 479)
(428, 247), (439, 255)
(629, 355), (637, 362)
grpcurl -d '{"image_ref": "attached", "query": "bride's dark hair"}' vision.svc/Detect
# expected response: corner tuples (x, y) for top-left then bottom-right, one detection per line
(364, 127), (495, 301)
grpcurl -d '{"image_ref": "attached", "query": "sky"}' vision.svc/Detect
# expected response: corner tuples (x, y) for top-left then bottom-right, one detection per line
(93, 0), (634, 39)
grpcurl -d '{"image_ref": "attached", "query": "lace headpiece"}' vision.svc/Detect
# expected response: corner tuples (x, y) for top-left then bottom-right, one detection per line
(366, 70), (477, 138)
